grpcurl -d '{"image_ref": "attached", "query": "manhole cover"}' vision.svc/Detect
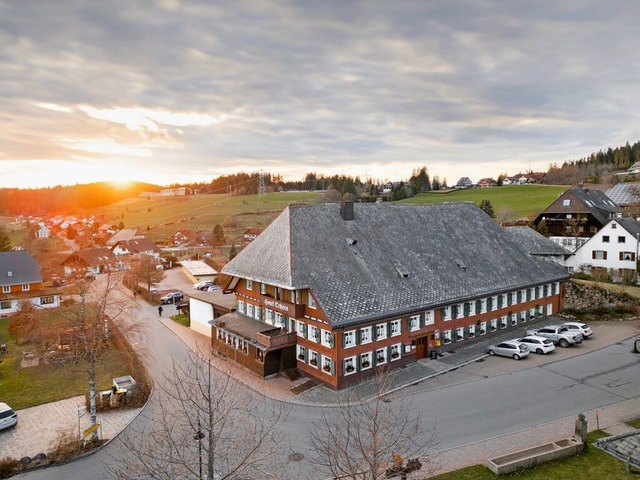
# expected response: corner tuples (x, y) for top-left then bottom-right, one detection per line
(289, 452), (304, 462)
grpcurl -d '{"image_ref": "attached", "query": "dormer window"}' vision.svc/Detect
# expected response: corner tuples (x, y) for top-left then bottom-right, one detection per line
(22, 284), (30, 291)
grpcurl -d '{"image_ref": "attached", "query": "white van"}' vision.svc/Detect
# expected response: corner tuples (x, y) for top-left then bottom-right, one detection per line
(0, 402), (18, 430)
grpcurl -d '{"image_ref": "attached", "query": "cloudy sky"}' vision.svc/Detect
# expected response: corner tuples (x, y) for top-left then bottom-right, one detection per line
(1, 1), (639, 189)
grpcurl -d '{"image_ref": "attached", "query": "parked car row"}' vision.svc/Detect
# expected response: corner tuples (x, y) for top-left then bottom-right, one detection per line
(486, 322), (593, 361)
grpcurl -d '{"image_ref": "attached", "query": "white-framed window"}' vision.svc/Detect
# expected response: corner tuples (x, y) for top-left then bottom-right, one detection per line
(442, 306), (452, 321)
(22, 284), (29, 291)
(360, 326), (372, 344)
(375, 323), (387, 340)
(519, 310), (527, 323)
(468, 324), (476, 338)
(246, 303), (254, 318)
(491, 296), (498, 311)
(618, 236), (626, 243)
(390, 343), (401, 361)
(409, 315), (420, 332)
(296, 320), (306, 337)
(308, 325), (319, 343)
(321, 329), (333, 348)
(490, 319), (497, 332)
(274, 312), (285, 328)
(297, 344), (307, 361)
(500, 316), (508, 329)
(308, 350), (319, 368)
(360, 351), (372, 370)
(256, 348), (265, 363)
(456, 303), (464, 318)
(480, 298), (487, 314)
(260, 283), (267, 295)
(376, 348), (387, 364)
(246, 279), (253, 290)
(308, 292), (317, 309)
(390, 319), (401, 337)
(547, 303), (553, 315)
(344, 356), (356, 375)
(510, 313), (517, 326)
(265, 309), (274, 325)
(295, 290), (301, 304)
(456, 327), (464, 341)
(443, 330), (452, 344)
(321, 355), (333, 375)
(276, 287), (284, 300)
(40, 296), (55, 305)
(254, 306), (261, 321)
(612, 223), (618, 229)
(468, 301), (476, 316)
(425, 310), (434, 325)
(0, 300), (12, 310)
(2, 286), (9, 293)
(479, 321), (487, 335)
(344, 330), (356, 348)
(289, 290), (295, 302)
(237, 300), (246, 315)
(530, 308), (536, 319)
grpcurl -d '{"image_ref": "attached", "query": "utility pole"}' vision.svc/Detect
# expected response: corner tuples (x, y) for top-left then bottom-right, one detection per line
(258, 171), (266, 196)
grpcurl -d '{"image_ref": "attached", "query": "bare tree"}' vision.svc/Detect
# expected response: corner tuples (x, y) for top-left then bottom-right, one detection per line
(106, 347), (285, 479)
(129, 255), (166, 292)
(308, 372), (438, 480)
(59, 273), (136, 440)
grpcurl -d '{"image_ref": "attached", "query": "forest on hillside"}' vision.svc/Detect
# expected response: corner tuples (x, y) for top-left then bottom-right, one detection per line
(3, 139), (640, 216)
(542, 140), (640, 185)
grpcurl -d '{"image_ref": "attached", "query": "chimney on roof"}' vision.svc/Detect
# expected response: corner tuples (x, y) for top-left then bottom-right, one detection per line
(340, 201), (354, 221)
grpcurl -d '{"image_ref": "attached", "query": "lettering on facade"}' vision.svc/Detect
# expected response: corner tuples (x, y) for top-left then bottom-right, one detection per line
(263, 297), (293, 315)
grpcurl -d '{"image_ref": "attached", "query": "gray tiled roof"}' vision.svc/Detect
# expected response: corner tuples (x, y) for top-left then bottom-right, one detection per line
(0, 251), (42, 286)
(505, 227), (570, 256)
(537, 188), (620, 225)
(223, 202), (569, 328)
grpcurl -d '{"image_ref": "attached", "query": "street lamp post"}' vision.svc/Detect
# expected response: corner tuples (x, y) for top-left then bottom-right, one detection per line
(193, 420), (205, 480)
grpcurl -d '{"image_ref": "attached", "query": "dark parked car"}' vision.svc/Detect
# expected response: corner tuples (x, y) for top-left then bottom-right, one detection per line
(160, 292), (184, 304)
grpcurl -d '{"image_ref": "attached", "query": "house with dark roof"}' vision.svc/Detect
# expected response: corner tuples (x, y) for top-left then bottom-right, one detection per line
(106, 228), (139, 247)
(565, 217), (640, 282)
(477, 178), (497, 188)
(62, 248), (120, 276)
(111, 236), (161, 258)
(455, 177), (473, 189)
(534, 188), (622, 243)
(214, 201), (569, 389)
(0, 251), (61, 317)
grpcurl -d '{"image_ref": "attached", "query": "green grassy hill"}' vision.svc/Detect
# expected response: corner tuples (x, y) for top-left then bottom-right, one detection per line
(400, 184), (569, 219)
(90, 191), (323, 244)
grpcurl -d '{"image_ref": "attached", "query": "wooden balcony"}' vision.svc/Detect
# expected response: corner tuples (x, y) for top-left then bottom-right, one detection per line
(256, 330), (297, 350)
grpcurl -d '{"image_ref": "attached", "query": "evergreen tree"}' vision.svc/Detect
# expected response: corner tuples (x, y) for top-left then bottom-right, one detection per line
(213, 224), (225, 246)
(479, 199), (496, 218)
(118, 221), (125, 230)
(0, 225), (12, 251)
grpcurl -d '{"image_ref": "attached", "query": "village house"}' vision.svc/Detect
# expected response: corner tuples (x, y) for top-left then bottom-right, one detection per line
(534, 187), (622, 251)
(564, 217), (640, 282)
(62, 247), (120, 277)
(0, 251), (61, 317)
(477, 178), (497, 188)
(212, 201), (569, 389)
(110, 235), (161, 259)
(243, 228), (262, 244)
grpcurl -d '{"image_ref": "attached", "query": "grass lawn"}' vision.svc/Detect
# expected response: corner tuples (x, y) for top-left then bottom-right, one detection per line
(428, 431), (637, 480)
(170, 314), (190, 327)
(0, 319), (131, 410)
(400, 185), (568, 219)
(627, 418), (640, 429)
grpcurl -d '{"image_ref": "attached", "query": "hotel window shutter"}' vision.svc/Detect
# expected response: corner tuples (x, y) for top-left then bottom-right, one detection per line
(372, 327), (377, 341)
(476, 299), (481, 312)
(507, 293), (512, 305)
(487, 298), (492, 311)
(315, 328), (320, 342)
(592, 250), (596, 259)
(356, 329), (361, 345)
(464, 303), (470, 316)
(342, 333), (346, 348)
(304, 349), (309, 362)
(329, 334), (335, 348)
(604, 251), (607, 260)
(440, 307), (445, 319)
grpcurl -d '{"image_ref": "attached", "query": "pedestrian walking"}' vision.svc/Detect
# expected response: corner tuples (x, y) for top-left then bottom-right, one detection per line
(158, 306), (163, 317)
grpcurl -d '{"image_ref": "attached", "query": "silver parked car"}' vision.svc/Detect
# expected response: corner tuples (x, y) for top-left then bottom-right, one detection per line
(516, 335), (555, 355)
(486, 340), (530, 360)
(561, 322), (593, 339)
(0, 402), (18, 431)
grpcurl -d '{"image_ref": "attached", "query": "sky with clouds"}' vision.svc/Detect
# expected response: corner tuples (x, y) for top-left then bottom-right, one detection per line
(1, 1), (639, 188)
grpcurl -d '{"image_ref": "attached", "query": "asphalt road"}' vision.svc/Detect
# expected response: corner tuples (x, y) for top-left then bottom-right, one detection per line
(13, 277), (640, 479)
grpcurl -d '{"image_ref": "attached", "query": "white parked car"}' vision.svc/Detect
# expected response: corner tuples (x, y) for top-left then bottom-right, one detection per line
(486, 340), (530, 360)
(561, 322), (593, 339)
(516, 336), (555, 355)
(0, 402), (18, 431)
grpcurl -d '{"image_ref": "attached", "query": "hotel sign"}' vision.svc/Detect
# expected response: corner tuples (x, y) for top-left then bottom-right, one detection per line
(263, 297), (294, 316)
